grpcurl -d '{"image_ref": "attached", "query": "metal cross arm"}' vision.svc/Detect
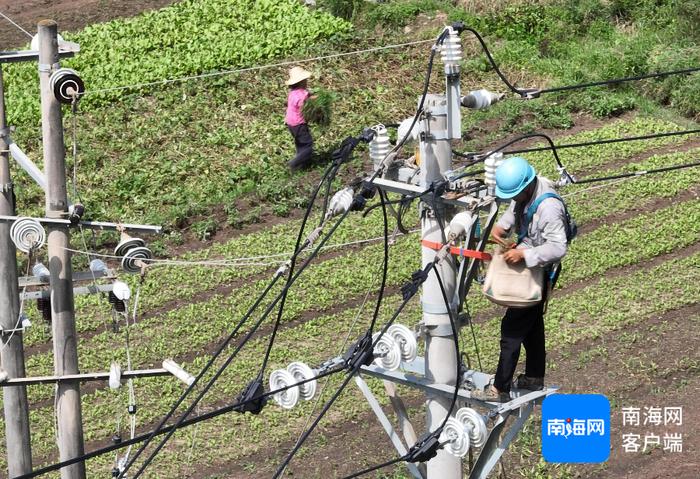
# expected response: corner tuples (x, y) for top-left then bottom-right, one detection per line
(0, 368), (170, 387)
(371, 177), (493, 210)
(0, 214), (162, 234)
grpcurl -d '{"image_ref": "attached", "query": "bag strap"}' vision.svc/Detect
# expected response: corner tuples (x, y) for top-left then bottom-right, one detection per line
(518, 192), (561, 243)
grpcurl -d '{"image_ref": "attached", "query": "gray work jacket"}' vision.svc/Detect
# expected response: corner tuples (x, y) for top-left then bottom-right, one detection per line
(496, 176), (568, 268)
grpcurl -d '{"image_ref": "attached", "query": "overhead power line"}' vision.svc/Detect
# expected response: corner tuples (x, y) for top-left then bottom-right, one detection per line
(83, 39), (434, 96)
(0, 11), (33, 40)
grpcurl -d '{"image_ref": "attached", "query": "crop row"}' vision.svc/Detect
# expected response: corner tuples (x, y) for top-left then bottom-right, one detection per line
(16, 191), (700, 407)
(25, 116), (691, 343)
(4, 0), (352, 126)
(9, 249), (699, 476)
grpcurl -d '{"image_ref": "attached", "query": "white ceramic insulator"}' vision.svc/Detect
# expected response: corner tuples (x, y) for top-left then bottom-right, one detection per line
(286, 362), (317, 401)
(89, 259), (108, 274)
(372, 332), (402, 371)
(396, 117), (419, 145)
(327, 187), (355, 218)
(369, 124), (391, 170)
(456, 407), (488, 448)
(484, 152), (504, 194)
(10, 217), (45, 253)
(108, 362), (122, 390)
(441, 28), (463, 67)
(441, 417), (470, 457)
(387, 324), (417, 363)
(448, 211), (476, 240)
(163, 359), (195, 386)
(112, 281), (131, 301)
(121, 246), (153, 274)
(269, 368), (300, 409)
(32, 263), (50, 281)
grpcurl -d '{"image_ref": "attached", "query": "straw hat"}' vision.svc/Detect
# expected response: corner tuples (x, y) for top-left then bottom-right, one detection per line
(285, 66), (311, 86)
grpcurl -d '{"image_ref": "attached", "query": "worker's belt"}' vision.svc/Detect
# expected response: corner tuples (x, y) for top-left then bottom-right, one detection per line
(421, 239), (492, 261)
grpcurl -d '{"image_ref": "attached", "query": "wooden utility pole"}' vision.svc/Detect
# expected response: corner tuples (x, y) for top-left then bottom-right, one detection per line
(0, 63), (34, 477)
(38, 20), (86, 478)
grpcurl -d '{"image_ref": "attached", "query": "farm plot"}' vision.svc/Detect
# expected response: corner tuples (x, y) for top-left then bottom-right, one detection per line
(2, 115), (698, 477)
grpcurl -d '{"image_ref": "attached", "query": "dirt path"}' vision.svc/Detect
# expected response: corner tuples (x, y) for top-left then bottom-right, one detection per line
(0, 0), (179, 49)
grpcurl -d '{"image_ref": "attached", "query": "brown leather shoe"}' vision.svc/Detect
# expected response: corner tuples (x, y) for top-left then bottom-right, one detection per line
(515, 374), (544, 391)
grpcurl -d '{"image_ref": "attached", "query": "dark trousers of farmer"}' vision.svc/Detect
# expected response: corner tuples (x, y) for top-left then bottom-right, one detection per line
(287, 123), (313, 170)
(493, 299), (546, 393)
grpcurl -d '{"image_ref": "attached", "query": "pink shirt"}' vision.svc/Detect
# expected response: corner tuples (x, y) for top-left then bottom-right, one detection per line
(285, 88), (310, 126)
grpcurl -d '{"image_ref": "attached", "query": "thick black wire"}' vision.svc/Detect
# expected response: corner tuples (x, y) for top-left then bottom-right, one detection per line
(271, 263), (435, 478)
(460, 27), (699, 97)
(454, 132), (568, 181)
(259, 161), (340, 379)
(119, 161), (339, 478)
(126, 208), (354, 478)
(462, 27), (529, 97)
(368, 28), (448, 183)
(18, 366), (346, 478)
(539, 66), (700, 95)
(504, 128), (700, 155)
(368, 188), (390, 334)
(574, 160), (700, 185)
(339, 264), (463, 479)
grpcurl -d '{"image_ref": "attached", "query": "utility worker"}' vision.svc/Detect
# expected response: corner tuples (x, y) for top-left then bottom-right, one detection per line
(477, 156), (569, 402)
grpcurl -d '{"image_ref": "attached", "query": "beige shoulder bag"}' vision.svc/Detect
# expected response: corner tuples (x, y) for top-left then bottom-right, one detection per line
(482, 249), (544, 308)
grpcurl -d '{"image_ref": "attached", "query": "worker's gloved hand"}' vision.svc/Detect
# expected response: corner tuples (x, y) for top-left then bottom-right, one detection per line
(502, 248), (525, 265)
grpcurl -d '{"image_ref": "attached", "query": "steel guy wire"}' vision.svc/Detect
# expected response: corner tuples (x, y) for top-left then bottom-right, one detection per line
(0, 11), (33, 40)
(80, 39), (434, 97)
(123, 208), (355, 478)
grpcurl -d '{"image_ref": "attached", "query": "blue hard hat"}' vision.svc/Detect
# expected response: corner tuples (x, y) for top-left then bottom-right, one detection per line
(495, 157), (536, 199)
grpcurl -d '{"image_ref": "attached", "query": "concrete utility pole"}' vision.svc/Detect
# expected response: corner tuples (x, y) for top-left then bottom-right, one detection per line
(0, 63), (34, 477)
(419, 94), (461, 479)
(38, 20), (86, 479)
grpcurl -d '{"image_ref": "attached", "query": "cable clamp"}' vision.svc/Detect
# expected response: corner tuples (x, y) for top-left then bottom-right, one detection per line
(233, 377), (267, 415)
(519, 88), (541, 100)
(400, 264), (432, 301)
(343, 333), (375, 370)
(1, 182), (13, 193)
(275, 260), (291, 277)
(406, 432), (442, 463)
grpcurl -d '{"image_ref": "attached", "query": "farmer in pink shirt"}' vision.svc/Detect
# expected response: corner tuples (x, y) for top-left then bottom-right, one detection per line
(285, 66), (315, 171)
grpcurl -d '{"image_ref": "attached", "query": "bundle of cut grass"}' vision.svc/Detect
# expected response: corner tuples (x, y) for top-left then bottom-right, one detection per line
(302, 88), (336, 127)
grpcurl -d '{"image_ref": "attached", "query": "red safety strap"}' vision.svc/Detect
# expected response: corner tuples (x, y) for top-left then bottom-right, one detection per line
(421, 239), (492, 261)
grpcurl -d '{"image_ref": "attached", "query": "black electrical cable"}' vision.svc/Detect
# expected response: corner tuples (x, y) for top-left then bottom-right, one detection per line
(119, 160), (341, 478)
(456, 25), (699, 98)
(459, 25), (531, 98)
(271, 263), (435, 478)
(258, 159), (342, 382)
(538, 66), (700, 95)
(18, 366), (347, 479)
(573, 160), (700, 185)
(368, 188), (390, 334)
(504, 128), (700, 156)
(454, 132), (568, 181)
(126, 208), (355, 479)
(368, 28), (449, 183)
(339, 263), (463, 479)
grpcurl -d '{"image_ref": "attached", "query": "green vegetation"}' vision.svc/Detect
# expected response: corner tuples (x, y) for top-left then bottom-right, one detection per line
(1, 0), (699, 477)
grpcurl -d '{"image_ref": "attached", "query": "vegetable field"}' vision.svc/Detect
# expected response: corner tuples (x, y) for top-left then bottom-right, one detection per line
(0, 0), (698, 478)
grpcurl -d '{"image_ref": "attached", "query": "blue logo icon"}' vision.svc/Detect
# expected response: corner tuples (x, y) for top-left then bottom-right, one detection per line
(542, 394), (610, 463)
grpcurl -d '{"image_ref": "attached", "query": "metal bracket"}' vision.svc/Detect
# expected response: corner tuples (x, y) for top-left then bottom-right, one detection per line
(0, 182), (12, 193)
(21, 283), (114, 301)
(355, 375), (424, 479)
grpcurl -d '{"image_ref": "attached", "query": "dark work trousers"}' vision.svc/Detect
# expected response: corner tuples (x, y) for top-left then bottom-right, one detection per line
(493, 299), (547, 393)
(287, 123), (313, 170)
